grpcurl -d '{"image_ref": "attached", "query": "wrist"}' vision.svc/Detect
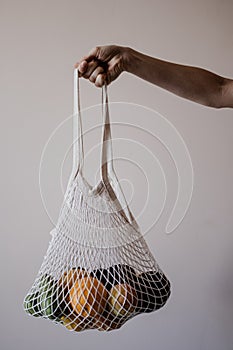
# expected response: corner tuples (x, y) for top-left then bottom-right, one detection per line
(122, 47), (141, 75)
(120, 47), (134, 73)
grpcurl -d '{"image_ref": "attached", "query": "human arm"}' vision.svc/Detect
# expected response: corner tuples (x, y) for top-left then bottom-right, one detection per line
(75, 45), (233, 108)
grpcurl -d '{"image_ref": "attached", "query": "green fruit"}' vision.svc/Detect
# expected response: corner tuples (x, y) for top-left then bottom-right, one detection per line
(40, 290), (58, 320)
(34, 291), (43, 315)
(24, 293), (42, 317)
(37, 274), (63, 320)
(38, 274), (55, 293)
(56, 284), (67, 316)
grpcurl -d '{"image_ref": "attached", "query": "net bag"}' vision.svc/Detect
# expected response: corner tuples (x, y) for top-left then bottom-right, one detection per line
(23, 69), (171, 332)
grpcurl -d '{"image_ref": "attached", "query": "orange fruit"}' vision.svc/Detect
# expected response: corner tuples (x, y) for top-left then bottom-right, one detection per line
(58, 268), (87, 291)
(69, 276), (108, 318)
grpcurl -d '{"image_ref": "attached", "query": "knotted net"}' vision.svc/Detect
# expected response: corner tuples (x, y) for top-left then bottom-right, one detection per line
(23, 69), (171, 332)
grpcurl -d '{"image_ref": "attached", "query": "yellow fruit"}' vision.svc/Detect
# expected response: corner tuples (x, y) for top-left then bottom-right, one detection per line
(69, 276), (108, 318)
(108, 283), (137, 317)
(61, 315), (85, 332)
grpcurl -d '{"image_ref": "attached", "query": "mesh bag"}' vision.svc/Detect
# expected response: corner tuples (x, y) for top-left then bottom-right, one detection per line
(23, 69), (171, 332)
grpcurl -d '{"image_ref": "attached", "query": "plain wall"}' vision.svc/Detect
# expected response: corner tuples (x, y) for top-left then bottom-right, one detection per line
(1, 0), (233, 349)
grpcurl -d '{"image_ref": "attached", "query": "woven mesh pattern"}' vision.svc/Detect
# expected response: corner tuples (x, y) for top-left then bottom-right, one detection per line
(24, 173), (171, 332)
(23, 71), (171, 332)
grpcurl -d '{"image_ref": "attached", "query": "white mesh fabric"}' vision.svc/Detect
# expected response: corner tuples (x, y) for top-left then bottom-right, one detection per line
(23, 70), (171, 332)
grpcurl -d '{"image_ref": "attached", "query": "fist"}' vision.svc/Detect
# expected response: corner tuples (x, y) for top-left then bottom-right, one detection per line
(75, 45), (128, 87)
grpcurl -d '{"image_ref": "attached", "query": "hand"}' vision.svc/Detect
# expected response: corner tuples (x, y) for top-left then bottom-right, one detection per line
(75, 45), (129, 88)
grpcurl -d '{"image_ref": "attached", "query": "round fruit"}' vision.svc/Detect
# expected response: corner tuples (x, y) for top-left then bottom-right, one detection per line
(108, 283), (137, 317)
(34, 291), (43, 315)
(39, 277), (63, 320)
(109, 265), (137, 287)
(61, 315), (86, 332)
(40, 290), (59, 320)
(136, 271), (171, 313)
(58, 268), (88, 316)
(24, 293), (42, 317)
(90, 268), (113, 291)
(92, 265), (138, 291)
(38, 274), (55, 293)
(58, 268), (87, 291)
(69, 276), (108, 318)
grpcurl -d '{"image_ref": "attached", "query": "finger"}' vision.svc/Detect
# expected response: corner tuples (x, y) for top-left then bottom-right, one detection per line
(82, 60), (100, 79)
(89, 66), (105, 83)
(74, 46), (102, 71)
(95, 73), (106, 88)
(75, 51), (97, 66)
(75, 47), (99, 68)
(75, 60), (88, 77)
(74, 61), (81, 69)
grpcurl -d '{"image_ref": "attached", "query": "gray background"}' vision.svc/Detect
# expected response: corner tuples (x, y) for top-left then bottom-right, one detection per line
(1, 0), (233, 349)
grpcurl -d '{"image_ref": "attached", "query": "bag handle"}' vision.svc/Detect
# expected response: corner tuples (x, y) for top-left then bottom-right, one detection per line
(72, 68), (112, 178)
(101, 84), (114, 181)
(73, 68), (139, 229)
(72, 68), (84, 177)
(101, 78), (139, 230)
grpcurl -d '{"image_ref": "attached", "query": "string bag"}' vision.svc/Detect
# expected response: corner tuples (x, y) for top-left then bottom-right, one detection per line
(23, 69), (171, 332)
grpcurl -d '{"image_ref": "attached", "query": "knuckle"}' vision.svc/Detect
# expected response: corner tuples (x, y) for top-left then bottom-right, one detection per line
(89, 67), (104, 82)
(78, 63), (87, 74)
(97, 66), (104, 74)
(90, 46), (100, 57)
(94, 45), (102, 57)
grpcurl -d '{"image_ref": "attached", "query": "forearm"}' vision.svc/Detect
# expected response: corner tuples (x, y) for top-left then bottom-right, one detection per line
(124, 47), (227, 108)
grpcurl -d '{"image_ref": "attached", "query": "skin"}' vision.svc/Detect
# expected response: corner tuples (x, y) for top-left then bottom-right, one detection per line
(75, 45), (233, 109)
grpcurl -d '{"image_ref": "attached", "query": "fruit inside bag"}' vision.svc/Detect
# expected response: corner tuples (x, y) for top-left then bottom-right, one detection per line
(23, 70), (171, 332)
(24, 264), (171, 332)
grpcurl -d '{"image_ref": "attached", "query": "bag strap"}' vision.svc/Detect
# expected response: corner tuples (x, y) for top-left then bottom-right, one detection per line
(73, 68), (84, 177)
(73, 68), (139, 229)
(101, 84), (114, 181)
(101, 82), (139, 230)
